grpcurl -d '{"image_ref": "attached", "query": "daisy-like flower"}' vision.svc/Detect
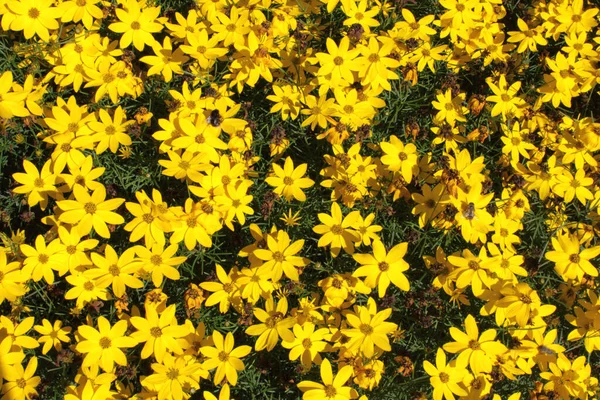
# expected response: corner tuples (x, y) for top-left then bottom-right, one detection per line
(6, 0), (61, 41)
(486, 74), (526, 119)
(1, 356), (41, 400)
(12, 159), (57, 210)
(108, 0), (163, 51)
(352, 240), (410, 297)
(142, 354), (204, 400)
(130, 304), (187, 362)
(266, 156), (315, 202)
(253, 229), (310, 282)
(34, 319), (71, 354)
(297, 358), (358, 400)
(200, 331), (251, 386)
(246, 296), (295, 352)
(312, 202), (360, 257)
(341, 302), (397, 358)
(57, 185), (125, 239)
(423, 348), (468, 400)
(75, 316), (137, 372)
(442, 314), (508, 375)
(88, 106), (134, 154)
(545, 232), (600, 281)
(133, 243), (187, 287)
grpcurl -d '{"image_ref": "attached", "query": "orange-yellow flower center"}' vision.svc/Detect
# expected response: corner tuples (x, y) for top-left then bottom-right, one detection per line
(439, 372), (450, 383)
(468, 340), (481, 350)
(273, 251), (285, 262)
(378, 261), (390, 272)
(167, 367), (179, 379)
(34, 178), (45, 188)
(38, 254), (49, 264)
(142, 213), (154, 224)
(283, 176), (293, 185)
(324, 385), (337, 397)
(302, 338), (312, 349)
(150, 327), (162, 337)
(83, 281), (94, 291)
(131, 21), (141, 30)
(84, 202), (97, 214)
(218, 351), (229, 361)
(333, 56), (344, 66)
(28, 8), (40, 18)
(109, 265), (120, 276)
(331, 224), (343, 235)
(16, 378), (27, 389)
(150, 255), (162, 266)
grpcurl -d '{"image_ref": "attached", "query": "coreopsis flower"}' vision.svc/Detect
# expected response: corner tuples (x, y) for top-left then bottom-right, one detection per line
(0, 250), (26, 304)
(64, 273), (111, 309)
(297, 358), (358, 400)
(379, 135), (418, 183)
(451, 183), (495, 244)
(350, 212), (382, 247)
(0, 356), (40, 400)
(539, 354), (591, 399)
(57, 185), (125, 239)
(130, 304), (187, 362)
(140, 36), (189, 82)
(246, 296), (295, 352)
(280, 209), (302, 227)
(200, 330), (251, 386)
(265, 157), (315, 202)
(85, 245), (142, 298)
(423, 348), (468, 400)
(442, 314), (508, 375)
(486, 75), (526, 120)
(142, 354), (204, 400)
(59, 0), (103, 29)
(75, 316), (137, 372)
(12, 159), (57, 210)
(216, 181), (254, 230)
(201, 264), (241, 313)
(88, 106), (134, 154)
(34, 319), (71, 354)
(552, 168), (594, 205)
(352, 240), (410, 297)
(124, 190), (172, 247)
(313, 202), (360, 257)
(431, 89), (468, 126)
(6, 0), (61, 41)
(0, 71), (29, 119)
(282, 322), (329, 369)
(0, 316), (38, 350)
(315, 36), (360, 87)
(20, 235), (64, 284)
(133, 243), (186, 287)
(507, 18), (547, 53)
(253, 229), (310, 282)
(342, 301), (397, 358)
(108, 0), (163, 51)
(58, 156), (105, 193)
(411, 184), (450, 228)
(545, 232), (600, 281)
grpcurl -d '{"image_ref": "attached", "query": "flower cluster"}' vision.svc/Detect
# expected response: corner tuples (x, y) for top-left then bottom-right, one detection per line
(1, 0), (600, 399)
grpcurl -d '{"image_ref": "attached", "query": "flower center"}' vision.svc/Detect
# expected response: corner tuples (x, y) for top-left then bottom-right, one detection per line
(283, 176), (293, 185)
(131, 21), (141, 30)
(34, 178), (45, 188)
(439, 372), (450, 383)
(151, 327), (163, 337)
(359, 323), (373, 335)
(468, 340), (480, 350)
(302, 338), (312, 349)
(167, 367), (179, 379)
(16, 378), (27, 388)
(333, 56), (344, 66)
(569, 254), (580, 263)
(84, 202), (97, 214)
(28, 8), (40, 18)
(109, 265), (120, 276)
(378, 261), (390, 272)
(150, 255), (162, 266)
(38, 254), (49, 264)
(83, 281), (95, 291)
(99, 337), (112, 348)
(331, 224), (343, 235)
(273, 251), (285, 262)
(218, 351), (229, 361)
(142, 213), (154, 224)
(325, 385), (337, 397)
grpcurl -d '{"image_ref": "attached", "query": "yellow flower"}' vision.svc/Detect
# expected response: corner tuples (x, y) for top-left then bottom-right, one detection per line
(486, 75), (526, 120)
(124, 189), (171, 247)
(204, 384), (231, 400)
(315, 36), (360, 87)
(246, 296), (295, 351)
(201, 264), (241, 314)
(431, 89), (468, 126)
(133, 243), (187, 287)
(57, 185), (125, 239)
(140, 36), (189, 82)
(423, 348), (468, 400)
(281, 322), (330, 369)
(380, 135), (418, 183)
(33, 319), (71, 354)
(297, 358), (358, 399)
(12, 159), (56, 210)
(341, 301), (397, 358)
(85, 245), (142, 298)
(20, 235), (64, 284)
(0, 250), (26, 304)
(200, 330), (251, 386)
(130, 304), (187, 362)
(545, 232), (600, 281)
(312, 202), (360, 257)
(6, 0), (61, 41)
(0, 356), (40, 400)
(75, 316), (137, 372)
(64, 273), (110, 309)
(142, 353), (204, 400)
(352, 240), (410, 297)
(266, 157), (315, 202)
(108, 0), (164, 51)
(254, 229), (309, 282)
(442, 314), (508, 375)
(58, 0), (103, 29)
(88, 106), (133, 154)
